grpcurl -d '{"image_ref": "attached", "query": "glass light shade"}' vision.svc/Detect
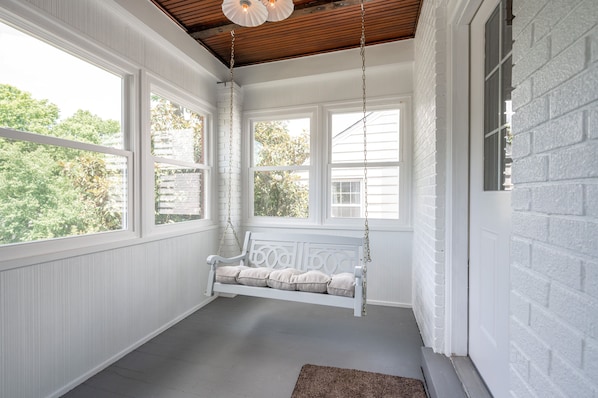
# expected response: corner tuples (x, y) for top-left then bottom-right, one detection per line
(222, 0), (268, 27)
(261, 0), (294, 22)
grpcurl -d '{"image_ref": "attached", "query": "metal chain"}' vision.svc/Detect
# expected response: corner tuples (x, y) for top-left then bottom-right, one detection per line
(360, 0), (371, 264)
(227, 30), (235, 229)
(360, 0), (369, 316)
(218, 30), (242, 254)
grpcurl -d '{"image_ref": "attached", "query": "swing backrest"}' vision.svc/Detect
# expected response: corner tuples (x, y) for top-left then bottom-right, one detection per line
(241, 231), (364, 275)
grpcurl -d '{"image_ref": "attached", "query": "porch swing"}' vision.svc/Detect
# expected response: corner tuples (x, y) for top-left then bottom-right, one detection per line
(205, 0), (371, 317)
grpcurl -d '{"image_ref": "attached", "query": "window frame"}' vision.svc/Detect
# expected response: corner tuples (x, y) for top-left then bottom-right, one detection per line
(143, 73), (215, 236)
(243, 97), (412, 230)
(0, 15), (140, 267)
(243, 106), (318, 226)
(482, 0), (513, 191)
(324, 97), (411, 229)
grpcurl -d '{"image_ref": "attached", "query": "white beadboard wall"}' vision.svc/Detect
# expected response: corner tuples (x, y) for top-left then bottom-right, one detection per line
(0, 232), (218, 398)
(364, 230), (414, 307)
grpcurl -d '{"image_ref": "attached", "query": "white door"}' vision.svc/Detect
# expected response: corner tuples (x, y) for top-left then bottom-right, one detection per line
(469, 0), (512, 396)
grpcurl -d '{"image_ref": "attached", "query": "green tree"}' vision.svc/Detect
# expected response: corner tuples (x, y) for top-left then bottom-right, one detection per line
(0, 84), (122, 244)
(253, 121), (309, 218)
(0, 84), (58, 134)
(53, 109), (120, 145)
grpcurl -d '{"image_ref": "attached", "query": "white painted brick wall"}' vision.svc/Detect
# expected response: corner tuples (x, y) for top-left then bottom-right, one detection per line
(412, 0), (447, 353)
(534, 112), (584, 153)
(590, 105), (598, 140)
(216, 82), (243, 258)
(510, 0), (598, 396)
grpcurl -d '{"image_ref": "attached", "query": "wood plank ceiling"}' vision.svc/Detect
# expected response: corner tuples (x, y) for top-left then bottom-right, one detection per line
(151, 0), (423, 67)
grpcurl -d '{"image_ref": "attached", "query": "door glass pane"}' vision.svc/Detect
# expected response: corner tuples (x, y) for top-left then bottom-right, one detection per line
(484, 133), (499, 191)
(484, 70), (499, 134)
(502, 0), (513, 58)
(501, 55), (513, 126)
(500, 128), (512, 190)
(484, 0), (513, 192)
(484, 6), (500, 76)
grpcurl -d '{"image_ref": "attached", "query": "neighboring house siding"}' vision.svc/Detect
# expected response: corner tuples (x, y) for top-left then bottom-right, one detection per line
(510, 0), (598, 396)
(332, 111), (401, 219)
(412, 0), (447, 353)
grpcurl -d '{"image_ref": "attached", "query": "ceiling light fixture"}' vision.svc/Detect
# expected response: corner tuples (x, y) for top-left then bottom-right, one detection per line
(222, 0), (294, 27)
(261, 0), (294, 22)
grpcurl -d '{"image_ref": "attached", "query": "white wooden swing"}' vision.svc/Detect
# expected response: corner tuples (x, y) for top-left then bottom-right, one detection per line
(205, 1), (371, 317)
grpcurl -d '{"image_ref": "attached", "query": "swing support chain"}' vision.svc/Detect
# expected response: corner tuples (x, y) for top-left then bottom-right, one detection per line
(360, 0), (370, 264)
(218, 30), (242, 255)
(360, 0), (369, 316)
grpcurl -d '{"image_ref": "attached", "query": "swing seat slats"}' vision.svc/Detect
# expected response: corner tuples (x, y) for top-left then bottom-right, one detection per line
(206, 231), (366, 317)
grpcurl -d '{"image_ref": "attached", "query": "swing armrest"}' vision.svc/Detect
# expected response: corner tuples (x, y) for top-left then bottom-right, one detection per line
(207, 253), (247, 270)
(354, 265), (363, 279)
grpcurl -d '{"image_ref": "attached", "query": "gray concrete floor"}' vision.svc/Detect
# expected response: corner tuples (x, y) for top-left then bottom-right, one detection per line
(62, 296), (424, 398)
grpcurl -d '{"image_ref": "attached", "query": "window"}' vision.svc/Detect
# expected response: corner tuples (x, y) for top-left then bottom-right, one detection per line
(245, 99), (410, 227)
(249, 117), (311, 219)
(150, 91), (209, 225)
(483, 0), (513, 191)
(329, 108), (402, 220)
(0, 20), (131, 247)
(331, 180), (362, 218)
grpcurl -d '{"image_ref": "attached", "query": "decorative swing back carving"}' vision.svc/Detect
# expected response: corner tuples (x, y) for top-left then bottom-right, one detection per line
(245, 233), (362, 275)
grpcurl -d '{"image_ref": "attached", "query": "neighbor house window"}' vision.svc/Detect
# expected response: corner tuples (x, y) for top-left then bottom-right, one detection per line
(249, 117), (311, 219)
(331, 180), (362, 218)
(0, 20), (130, 246)
(150, 92), (208, 225)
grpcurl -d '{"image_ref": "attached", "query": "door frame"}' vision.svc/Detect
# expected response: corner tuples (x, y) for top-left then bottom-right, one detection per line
(444, 0), (484, 356)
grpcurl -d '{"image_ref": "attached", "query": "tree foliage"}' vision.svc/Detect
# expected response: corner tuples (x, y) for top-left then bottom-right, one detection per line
(0, 84), (122, 244)
(253, 121), (309, 218)
(0, 84), (59, 134)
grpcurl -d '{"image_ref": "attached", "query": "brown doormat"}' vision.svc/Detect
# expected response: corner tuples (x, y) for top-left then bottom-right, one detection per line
(291, 364), (427, 398)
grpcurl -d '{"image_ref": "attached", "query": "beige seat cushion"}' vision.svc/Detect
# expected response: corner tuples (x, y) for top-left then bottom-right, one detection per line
(237, 267), (272, 287)
(327, 272), (355, 297)
(215, 265), (247, 284)
(292, 270), (331, 293)
(268, 268), (304, 290)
